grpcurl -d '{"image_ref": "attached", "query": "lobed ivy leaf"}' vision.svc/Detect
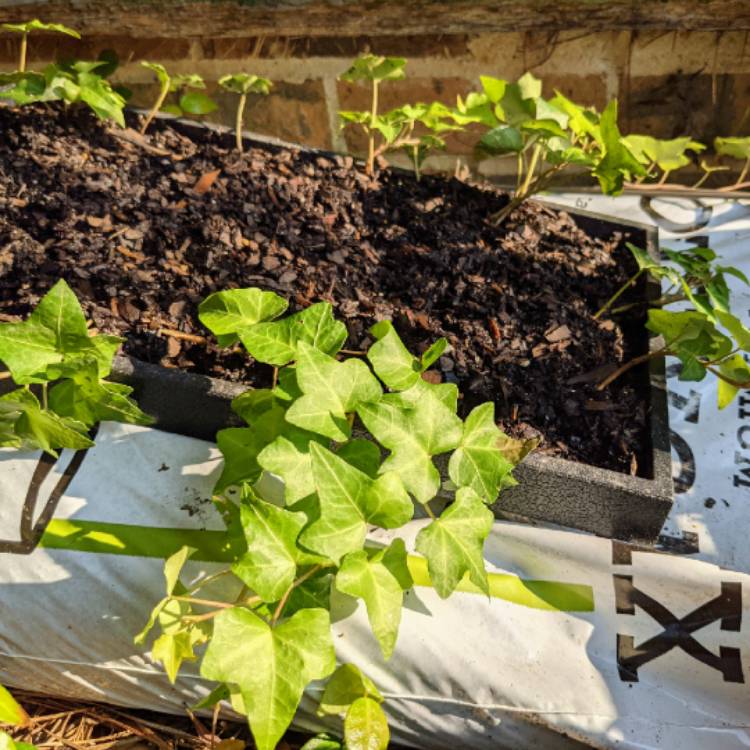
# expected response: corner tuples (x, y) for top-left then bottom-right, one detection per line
(318, 664), (383, 717)
(2, 19), (80, 37)
(299, 443), (413, 564)
(219, 73), (272, 96)
(357, 382), (462, 504)
(717, 353), (750, 409)
(716, 310), (750, 351)
(1, 388), (93, 456)
(623, 135), (705, 172)
(714, 136), (750, 161)
(335, 539), (413, 659)
(479, 124), (524, 154)
(415, 487), (494, 598)
(199, 288), (288, 343)
(340, 54), (406, 83)
(200, 607), (335, 750)
(335, 439), (381, 478)
(448, 402), (518, 503)
(241, 303), (348, 366)
(232, 488), (308, 602)
(592, 100), (644, 194)
(344, 697), (389, 750)
(286, 342), (381, 441)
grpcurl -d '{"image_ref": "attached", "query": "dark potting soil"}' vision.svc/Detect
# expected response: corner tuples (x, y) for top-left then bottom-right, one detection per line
(0, 104), (653, 477)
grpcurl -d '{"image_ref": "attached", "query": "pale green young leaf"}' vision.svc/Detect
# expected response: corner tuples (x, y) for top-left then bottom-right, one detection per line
(340, 55), (406, 83)
(717, 353), (750, 409)
(479, 75), (506, 104)
(133, 597), (168, 645)
(299, 443), (412, 563)
(0, 685), (27, 726)
(200, 607), (334, 750)
(344, 697), (389, 750)
(318, 664), (383, 717)
(335, 539), (413, 659)
(179, 91), (217, 115)
(716, 310), (750, 351)
(593, 100), (645, 194)
(415, 487), (493, 598)
(241, 302), (347, 366)
(171, 73), (205, 91)
(152, 631), (196, 684)
(286, 342), (381, 441)
(367, 320), (421, 390)
(715, 136), (750, 160)
(2, 19), (79, 37)
(300, 733), (344, 750)
(357, 383), (462, 504)
(199, 288), (288, 338)
(231, 388), (288, 424)
(232, 490), (307, 601)
(219, 73), (272, 95)
(164, 545), (196, 595)
(0, 732), (36, 750)
(141, 61), (170, 87)
(448, 402), (518, 503)
(421, 338), (448, 371)
(2, 389), (93, 456)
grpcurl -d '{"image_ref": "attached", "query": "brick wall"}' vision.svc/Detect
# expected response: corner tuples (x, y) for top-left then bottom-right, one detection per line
(2, 28), (750, 178)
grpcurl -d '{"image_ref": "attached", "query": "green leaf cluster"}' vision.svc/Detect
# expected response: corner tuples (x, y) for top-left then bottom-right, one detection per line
(139, 286), (534, 750)
(141, 61), (217, 122)
(597, 243), (750, 408)
(0, 280), (152, 454)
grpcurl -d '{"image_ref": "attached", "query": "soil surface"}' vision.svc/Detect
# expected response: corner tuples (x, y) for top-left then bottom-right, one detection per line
(0, 104), (653, 476)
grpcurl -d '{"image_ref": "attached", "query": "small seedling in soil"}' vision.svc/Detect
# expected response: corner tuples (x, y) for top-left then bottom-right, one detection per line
(0, 280), (152, 454)
(1, 19), (79, 72)
(453, 72), (646, 222)
(218, 73), (272, 153)
(595, 243), (750, 408)
(339, 54), (407, 175)
(137, 286), (534, 750)
(140, 62), (217, 134)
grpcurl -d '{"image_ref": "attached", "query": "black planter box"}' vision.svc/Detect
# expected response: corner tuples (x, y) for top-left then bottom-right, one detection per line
(7, 113), (675, 542)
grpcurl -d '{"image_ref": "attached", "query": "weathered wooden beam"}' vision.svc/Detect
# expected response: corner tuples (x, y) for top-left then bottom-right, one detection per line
(0, 0), (749, 38)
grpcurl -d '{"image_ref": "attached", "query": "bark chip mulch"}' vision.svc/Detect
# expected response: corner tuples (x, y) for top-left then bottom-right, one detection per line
(0, 104), (653, 476)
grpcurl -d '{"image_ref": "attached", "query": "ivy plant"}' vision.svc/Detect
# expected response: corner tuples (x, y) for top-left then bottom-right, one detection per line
(338, 54), (408, 175)
(137, 287), (532, 750)
(0, 280), (153, 454)
(622, 135), (705, 185)
(453, 72), (645, 222)
(595, 244), (750, 408)
(1, 19), (79, 72)
(140, 62), (217, 134)
(218, 73), (272, 153)
(0, 686), (35, 750)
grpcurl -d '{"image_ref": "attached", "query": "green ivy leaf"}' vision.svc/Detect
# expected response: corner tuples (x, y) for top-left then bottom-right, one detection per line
(715, 136), (750, 160)
(219, 73), (272, 95)
(300, 733), (345, 750)
(199, 288), (288, 340)
(415, 487), (494, 598)
(232, 489), (307, 602)
(357, 383), (462, 504)
(179, 91), (217, 115)
(2, 19), (80, 37)
(241, 303), (348, 366)
(299, 443), (412, 564)
(200, 607), (335, 750)
(335, 439), (381, 478)
(367, 321), (422, 390)
(1, 389), (93, 456)
(335, 539), (413, 659)
(717, 353), (750, 409)
(344, 697), (389, 750)
(0, 732), (36, 750)
(340, 55), (406, 83)
(48, 364), (153, 428)
(448, 402), (517, 503)
(318, 664), (383, 716)
(716, 310), (750, 351)
(258, 428), (326, 504)
(0, 686), (27, 727)
(151, 631), (197, 684)
(286, 342), (381, 442)
(592, 100), (644, 194)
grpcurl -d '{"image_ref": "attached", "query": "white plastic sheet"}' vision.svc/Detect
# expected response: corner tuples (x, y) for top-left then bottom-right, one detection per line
(1, 195), (749, 749)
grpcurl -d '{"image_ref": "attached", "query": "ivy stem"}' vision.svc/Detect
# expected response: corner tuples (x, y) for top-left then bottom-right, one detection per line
(235, 92), (247, 153)
(705, 363), (750, 389)
(423, 502), (436, 520)
(41, 382), (48, 410)
(593, 269), (643, 320)
(738, 157), (750, 186)
(596, 348), (666, 391)
(19, 31), (27, 73)
(366, 80), (379, 175)
(141, 79), (170, 135)
(172, 595), (235, 609)
(271, 565), (324, 626)
(519, 143), (542, 198)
